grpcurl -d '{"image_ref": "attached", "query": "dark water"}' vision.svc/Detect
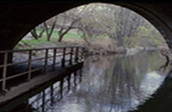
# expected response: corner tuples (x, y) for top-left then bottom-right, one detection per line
(1, 52), (172, 112)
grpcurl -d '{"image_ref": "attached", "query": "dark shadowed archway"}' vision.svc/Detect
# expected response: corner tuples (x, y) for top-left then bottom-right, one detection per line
(0, 1), (172, 51)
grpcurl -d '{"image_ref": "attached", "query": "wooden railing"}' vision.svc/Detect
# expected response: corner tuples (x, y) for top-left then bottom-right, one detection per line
(0, 46), (85, 91)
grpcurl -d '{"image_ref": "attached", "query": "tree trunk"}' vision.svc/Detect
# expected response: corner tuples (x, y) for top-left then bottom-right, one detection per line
(58, 36), (63, 42)
(44, 18), (57, 41)
(30, 28), (39, 39)
(30, 26), (45, 39)
(57, 19), (80, 42)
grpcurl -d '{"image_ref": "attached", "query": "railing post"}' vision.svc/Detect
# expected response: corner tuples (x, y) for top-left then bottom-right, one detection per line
(79, 68), (82, 83)
(2, 52), (8, 91)
(78, 48), (81, 61)
(69, 47), (73, 65)
(81, 47), (85, 61)
(52, 48), (56, 71)
(61, 48), (66, 67)
(60, 78), (64, 100)
(74, 71), (77, 87)
(44, 49), (49, 73)
(67, 74), (71, 92)
(75, 47), (79, 63)
(28, 50), (32, 80)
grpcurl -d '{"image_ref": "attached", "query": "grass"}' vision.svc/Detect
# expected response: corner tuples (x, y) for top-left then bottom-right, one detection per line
(19, 28), (109, 47)
(16, 27), (166, 50)
(21, 28), (82, 46)
(36, 28), (81, 40)
(21, 37), (55, 45)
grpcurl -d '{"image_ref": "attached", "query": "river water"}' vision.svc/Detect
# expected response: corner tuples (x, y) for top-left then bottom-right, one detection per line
(1, 51), (172, 112)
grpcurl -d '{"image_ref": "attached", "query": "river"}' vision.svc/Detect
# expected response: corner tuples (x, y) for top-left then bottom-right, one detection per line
(1, 51), (171, 112)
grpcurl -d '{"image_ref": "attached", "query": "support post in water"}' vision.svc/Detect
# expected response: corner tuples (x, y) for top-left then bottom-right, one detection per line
(69, 47), (73, 65)
(61, 48), (66, 67)
(52, 48), (56, 71)
(44, 49), (49, 73)
(81, 47), (85, 61)
(67, 74), (71, 92)
(28, 50), (32, 80)
(75, 47), (79, 62)
(60, 78), (64, 99)
(2, 52), (8, 91)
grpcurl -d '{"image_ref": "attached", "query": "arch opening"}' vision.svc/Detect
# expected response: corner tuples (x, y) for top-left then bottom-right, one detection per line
(0, 2), (172, 112)
(15, 2), (169, 56)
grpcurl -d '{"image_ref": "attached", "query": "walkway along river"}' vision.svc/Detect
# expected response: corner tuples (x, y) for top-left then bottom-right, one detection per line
(0, 51), (171, 112)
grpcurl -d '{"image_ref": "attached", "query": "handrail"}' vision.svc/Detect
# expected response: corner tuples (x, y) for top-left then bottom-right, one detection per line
(0, 46), (85, 91)
(0, 46), (85, 53)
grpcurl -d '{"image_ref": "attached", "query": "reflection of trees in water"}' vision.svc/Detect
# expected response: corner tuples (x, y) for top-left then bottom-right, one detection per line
(13, 52), (169, 112)
(130, 68), (172, 112)
(7, 68), (83, 112)
(77, 52), (169, 111)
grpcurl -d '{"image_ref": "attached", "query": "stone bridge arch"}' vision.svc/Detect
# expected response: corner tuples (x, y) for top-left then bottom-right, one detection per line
(0, 1), (172, 50)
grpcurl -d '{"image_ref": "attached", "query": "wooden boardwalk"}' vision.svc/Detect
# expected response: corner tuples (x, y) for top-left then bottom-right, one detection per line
(0, 46), (85, 92)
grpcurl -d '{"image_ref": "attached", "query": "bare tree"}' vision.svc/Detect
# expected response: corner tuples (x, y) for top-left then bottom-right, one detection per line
(91, 4), (146, 46)
(50, 5), (87, 42)
(74, 4), (101, 45)
(75, 4), (150, 46)
(30, 25), (45, 39)
(30, 17), (57, 41)
(56, 13), (81, 42)
(29, 3), (165, 49)
(44, 17), (57, 41)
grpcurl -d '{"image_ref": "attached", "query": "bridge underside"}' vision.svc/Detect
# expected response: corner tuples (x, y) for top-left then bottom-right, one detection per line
(0, 1), (172, 50)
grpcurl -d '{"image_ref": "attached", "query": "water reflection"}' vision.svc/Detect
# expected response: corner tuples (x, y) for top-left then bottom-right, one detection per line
(50, 52), (170, 112)
(130, 68), (172, 112)
(0, 52), (171, 112)
(27, 70), (83, 112)
(0, 68), (82, 112)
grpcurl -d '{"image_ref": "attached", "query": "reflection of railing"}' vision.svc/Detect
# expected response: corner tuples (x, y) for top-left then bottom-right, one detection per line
(28, 69), (82, 112)
(0, 46), (85, 91)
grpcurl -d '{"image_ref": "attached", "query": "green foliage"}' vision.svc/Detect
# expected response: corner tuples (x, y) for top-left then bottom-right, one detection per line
(15, 28), (82, 49)
(122, 37), (139, 48)
(121, 25), (166, 48)
(36, 28), (80, 40)
(15, 3), (168, 50)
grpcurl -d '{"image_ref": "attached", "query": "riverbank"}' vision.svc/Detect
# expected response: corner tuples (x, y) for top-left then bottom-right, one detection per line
(85, 46), (169, 56)
(15, 37), (169, 57)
